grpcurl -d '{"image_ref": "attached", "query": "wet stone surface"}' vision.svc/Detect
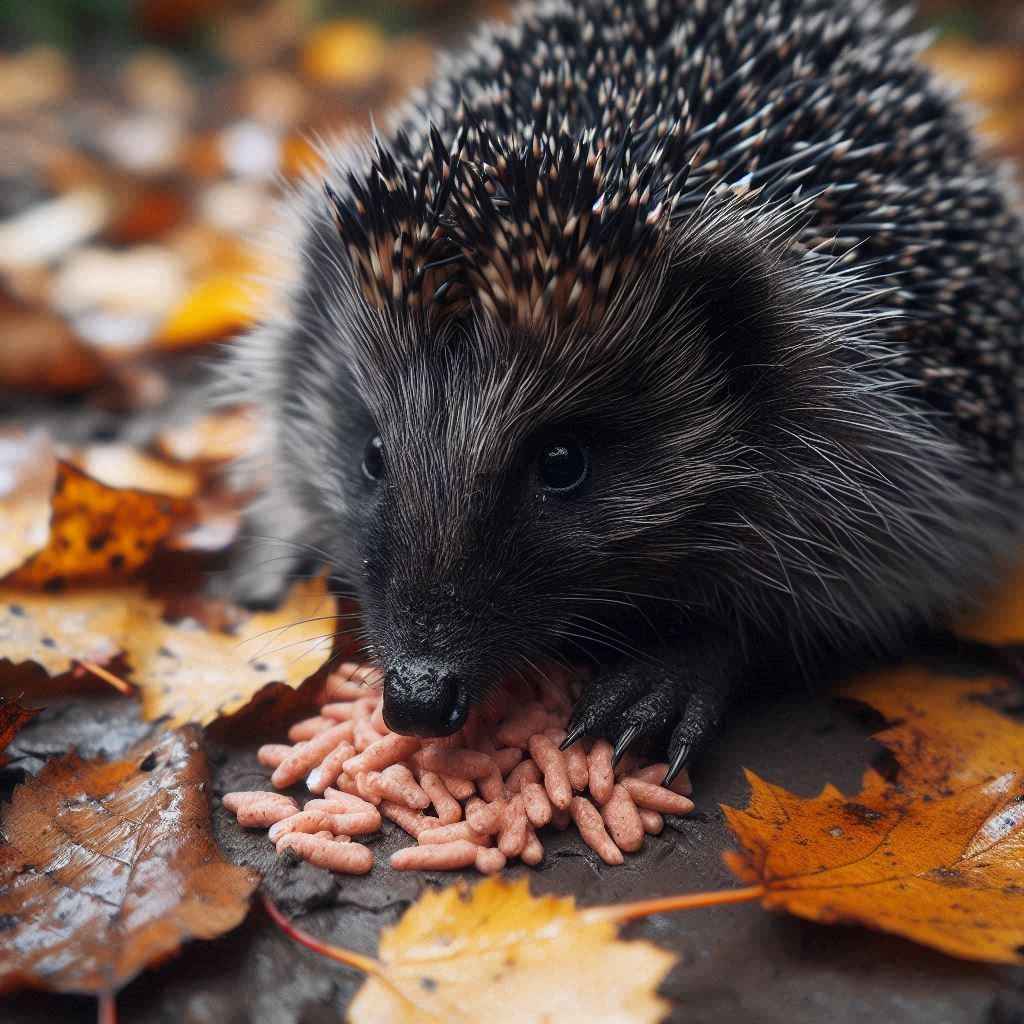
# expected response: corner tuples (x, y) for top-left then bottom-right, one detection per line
(3, 673), (1023, 1024)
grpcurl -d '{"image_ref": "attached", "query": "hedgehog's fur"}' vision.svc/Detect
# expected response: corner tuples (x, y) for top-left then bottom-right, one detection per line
(222, 0), (1024, 772)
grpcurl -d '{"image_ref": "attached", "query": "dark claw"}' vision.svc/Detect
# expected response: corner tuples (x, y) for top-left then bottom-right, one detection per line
(612, 723), (641, 765)
(559, 721), (587, 751)
(663, 742), (691, 787)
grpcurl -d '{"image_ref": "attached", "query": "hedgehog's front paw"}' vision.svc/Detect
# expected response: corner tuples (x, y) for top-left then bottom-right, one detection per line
(562, 650), (734, 784)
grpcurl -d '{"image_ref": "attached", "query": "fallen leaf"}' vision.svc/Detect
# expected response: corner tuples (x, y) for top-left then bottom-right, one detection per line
(0, 309), (106, 394)
(723, 768), (1024, 965)
(300, 21), (387, 90)
(841, 668), (1023, 794)
(155, 406), (262, 464)
(3, 461), (192, 588)
(0, 578), (339, 726)
(0, 430), (56, 578)
(127, 576), (339, 726)
(272, 876), (675, 1024)
(0, 727), (260, 995)
(0, 696), (39, 765)
(0, 588), (138, 676)
(155, 271), (265, 349)
(958, 562), (1024, 645)
(65, 443), (200, 498)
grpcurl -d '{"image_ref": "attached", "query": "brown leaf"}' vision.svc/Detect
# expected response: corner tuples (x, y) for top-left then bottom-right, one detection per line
(0, 696), (39, 765)
(0, 310), (106, 394)
(0, 430), (56, 578)
(3, 461), (192, 588)
(723, 768), (1024, 965)
(0, 727), (260, 995)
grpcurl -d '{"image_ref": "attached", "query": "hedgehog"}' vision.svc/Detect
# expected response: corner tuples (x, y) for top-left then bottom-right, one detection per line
(219, 0), (1024, 784)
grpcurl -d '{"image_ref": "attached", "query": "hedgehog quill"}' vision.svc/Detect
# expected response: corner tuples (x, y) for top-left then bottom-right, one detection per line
(219, 0), (1024, 784)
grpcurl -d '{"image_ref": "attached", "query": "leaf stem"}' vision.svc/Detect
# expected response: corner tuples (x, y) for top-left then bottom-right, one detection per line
(79, 661), (134, 696)
(261, 893), (381, 976)
(584, 884), (766, 924)
(97, 991), (117, 1024)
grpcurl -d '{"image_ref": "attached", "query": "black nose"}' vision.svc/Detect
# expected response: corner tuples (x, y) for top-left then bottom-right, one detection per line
(382, 659), (469, 737)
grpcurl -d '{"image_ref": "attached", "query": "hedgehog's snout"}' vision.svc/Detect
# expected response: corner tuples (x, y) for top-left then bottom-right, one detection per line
(382, 658), (469, 737)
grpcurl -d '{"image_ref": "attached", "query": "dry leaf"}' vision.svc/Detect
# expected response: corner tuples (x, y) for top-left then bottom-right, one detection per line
(0, 696), (39, 765)
(0, 578), (338, 726)
(346, 876), (675, 1024)
(3, 461), (192, 588)
(0, 430), (56, 578)
(841, 668), (1023, 794)
(723, 768), (1024, 965)
(0, 727), (260, 995)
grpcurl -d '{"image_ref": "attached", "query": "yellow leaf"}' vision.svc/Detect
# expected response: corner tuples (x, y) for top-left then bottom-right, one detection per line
(67, 443), (200, 498)
(127, 576), (339, 727)
(0, 588), (134, 675)
(347, 877), (675, 1023)
(723, 769), (1024, 965)
(156, 272), (264, 349)
(301, 21), (387, 89)
(0, 578), (339, 727)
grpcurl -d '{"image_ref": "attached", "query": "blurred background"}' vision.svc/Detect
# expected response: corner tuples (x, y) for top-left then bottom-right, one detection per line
(0, 0), (1022, 493)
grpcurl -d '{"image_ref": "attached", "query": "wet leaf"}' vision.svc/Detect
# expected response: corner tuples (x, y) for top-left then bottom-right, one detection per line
(0, 696), (39, 765)
(0, 727), (260, 995)
(126, 576), (339, 727)
(841, 668), (1023, 794)
(0, 588), (141, 676)
(0, 430), (56, 578)
(341, 877), (675, 1023)
(958, 562), (1024, 645)
(0, 578), (337, 726)
(723, 768), (1024, 965)
(3, 461), (192, 588)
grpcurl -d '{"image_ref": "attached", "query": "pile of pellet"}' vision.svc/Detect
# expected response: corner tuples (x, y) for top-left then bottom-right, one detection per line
(222, 662), (693, 875)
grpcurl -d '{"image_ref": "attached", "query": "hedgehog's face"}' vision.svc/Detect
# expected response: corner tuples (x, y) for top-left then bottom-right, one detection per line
(335, 300), (751, 737)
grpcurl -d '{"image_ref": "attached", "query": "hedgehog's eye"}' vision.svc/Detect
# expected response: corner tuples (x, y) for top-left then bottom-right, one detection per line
(538, 441), (589, 494)
(362, 434), (385, 481)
